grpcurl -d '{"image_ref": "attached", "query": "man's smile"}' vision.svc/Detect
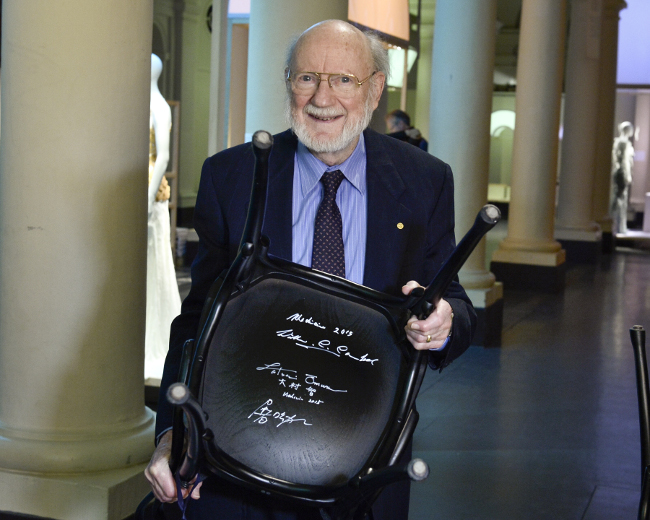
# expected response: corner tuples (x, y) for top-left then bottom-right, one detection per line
(309, 113), (342, 122)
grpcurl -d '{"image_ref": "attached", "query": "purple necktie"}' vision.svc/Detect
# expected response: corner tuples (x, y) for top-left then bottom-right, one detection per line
(312, 170), (345, 277)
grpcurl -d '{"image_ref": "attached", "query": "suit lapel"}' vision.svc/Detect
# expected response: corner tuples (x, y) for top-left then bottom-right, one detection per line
(363, 130), (412, 292)
(263, 130), (297, 261)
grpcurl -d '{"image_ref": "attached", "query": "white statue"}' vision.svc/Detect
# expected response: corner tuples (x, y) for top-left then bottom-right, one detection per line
(145, 54), (181, 381)
(611, 121), (635, 235)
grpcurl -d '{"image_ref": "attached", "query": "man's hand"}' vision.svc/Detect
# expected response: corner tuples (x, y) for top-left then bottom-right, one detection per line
(402, 281), (453, 351)
(144, 430), (202, 502)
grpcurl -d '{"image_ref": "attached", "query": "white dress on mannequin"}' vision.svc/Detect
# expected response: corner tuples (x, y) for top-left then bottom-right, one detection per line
(610, 122), (635, 235)
(145, 54), (181, 380)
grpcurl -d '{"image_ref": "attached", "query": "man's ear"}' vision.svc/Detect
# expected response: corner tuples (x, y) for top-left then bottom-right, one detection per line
(371, 72), (386, 110)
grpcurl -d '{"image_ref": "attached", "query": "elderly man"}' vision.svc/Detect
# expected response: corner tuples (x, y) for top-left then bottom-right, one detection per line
(146, 19), (476, 520)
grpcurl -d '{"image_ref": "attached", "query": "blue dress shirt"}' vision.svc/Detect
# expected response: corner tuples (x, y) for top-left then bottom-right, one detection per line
(292, 137), (367, 284)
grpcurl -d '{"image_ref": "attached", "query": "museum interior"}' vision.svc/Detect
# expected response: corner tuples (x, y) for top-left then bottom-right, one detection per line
(0, 0), (650, 519)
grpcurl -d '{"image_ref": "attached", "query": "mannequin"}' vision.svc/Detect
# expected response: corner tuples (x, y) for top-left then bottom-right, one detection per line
(611, 121), (635, 235)
(145, 54), (181, 380)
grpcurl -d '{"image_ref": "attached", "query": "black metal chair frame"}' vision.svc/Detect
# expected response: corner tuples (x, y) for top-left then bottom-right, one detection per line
(152, 130), (499, 520)
(631, 325), (650, 520)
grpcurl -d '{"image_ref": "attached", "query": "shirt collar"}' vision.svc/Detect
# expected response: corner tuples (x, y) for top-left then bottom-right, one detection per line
(296, 135), (367, 197)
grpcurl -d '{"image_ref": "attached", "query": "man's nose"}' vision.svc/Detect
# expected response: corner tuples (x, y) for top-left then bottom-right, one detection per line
(311, 78), (336, 106)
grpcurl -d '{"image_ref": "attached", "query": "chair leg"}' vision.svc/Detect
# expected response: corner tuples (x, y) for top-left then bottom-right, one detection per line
(632, 326), (650, 478)
(631, 326), (650, 520)
(640, 466), (650, 520)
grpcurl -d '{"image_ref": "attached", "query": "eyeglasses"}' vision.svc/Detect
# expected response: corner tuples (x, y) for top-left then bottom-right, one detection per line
(286, 70), (377, 98)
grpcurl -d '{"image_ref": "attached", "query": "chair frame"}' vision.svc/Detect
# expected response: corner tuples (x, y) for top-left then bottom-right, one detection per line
(631, 325), (650, 520)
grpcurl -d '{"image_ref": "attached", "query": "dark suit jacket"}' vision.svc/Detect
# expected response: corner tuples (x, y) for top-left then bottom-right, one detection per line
(156, 127), (476, 437)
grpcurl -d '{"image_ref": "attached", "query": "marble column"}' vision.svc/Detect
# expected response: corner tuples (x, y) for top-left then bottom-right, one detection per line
(412, 2), (435, 138)
(245, 0), (349, 140)
(490, 0), (568, 293)
(429, 0), (502, 346)
(639, 95), (650, 205)
(208, 0), (230, 155)
(176, 0), (212, 209)
(591, 0), (627, 252)
(555, 0), (604, 262)
(0, 2), (155, 519)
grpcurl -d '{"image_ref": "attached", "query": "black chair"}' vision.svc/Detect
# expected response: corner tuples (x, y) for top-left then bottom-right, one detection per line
(140, 130), (500, 520)
(631, 325), (650, 520)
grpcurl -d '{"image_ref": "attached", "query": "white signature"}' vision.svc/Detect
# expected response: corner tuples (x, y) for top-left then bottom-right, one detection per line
(256, 363), (348, 406)
(275, 330), (378, 365)
(304, 374), (347, 393)
(248, 399), (312, 427)
(256, 362), (298, 380)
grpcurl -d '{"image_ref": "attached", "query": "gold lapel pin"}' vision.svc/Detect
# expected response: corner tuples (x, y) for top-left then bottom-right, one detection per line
(397, 223), (404, 230)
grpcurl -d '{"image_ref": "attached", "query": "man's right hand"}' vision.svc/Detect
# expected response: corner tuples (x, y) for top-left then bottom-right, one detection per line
(144, 430), (202, 502)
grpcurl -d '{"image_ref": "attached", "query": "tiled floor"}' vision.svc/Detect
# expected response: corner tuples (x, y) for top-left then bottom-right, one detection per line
(409, 248), (649, 519)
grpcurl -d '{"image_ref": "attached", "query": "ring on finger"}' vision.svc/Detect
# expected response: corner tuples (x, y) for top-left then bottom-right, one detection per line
(426, 334), (432, 343)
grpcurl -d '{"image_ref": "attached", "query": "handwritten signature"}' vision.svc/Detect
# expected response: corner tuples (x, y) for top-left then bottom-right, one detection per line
(248, 399), (312, 427)
(256, 363), (298, 380)
(304, 374), (346, 393)
(256, 364), (348, 393)
(275, 330), (378, 365)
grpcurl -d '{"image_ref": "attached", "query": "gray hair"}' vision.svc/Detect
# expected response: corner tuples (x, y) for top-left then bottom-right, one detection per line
(365, 30), (390, 83)
(284, 23), (390, 85)
(284, 34), (300, 73)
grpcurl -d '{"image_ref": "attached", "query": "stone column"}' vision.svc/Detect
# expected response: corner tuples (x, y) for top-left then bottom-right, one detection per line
(208, 0), (230, 155)
(555, 0), (604, 262)
(412, 2), (435, 138)
(176, 0), (212, 209)
(245, 0), (348, 140)
(639, 94), (650, 204)
(429, 0), (502, 346)
(634, 94), (650, 213)
(0, 2), (155, 519)
(490, 0), (568, 293)
(591, 0), (627, 252)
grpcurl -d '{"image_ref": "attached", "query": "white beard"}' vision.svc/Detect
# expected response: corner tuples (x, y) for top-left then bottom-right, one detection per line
(285, 94), (375, 154)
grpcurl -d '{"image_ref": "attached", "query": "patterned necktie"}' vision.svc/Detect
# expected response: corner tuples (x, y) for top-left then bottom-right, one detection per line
(312, 170), (345, 277)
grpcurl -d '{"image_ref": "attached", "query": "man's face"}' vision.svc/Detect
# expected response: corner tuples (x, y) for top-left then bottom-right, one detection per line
(386, 116), (409, 134)
(286, 26), (383, 159)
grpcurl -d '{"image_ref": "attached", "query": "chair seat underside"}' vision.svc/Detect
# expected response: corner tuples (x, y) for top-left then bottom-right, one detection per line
(200, 277), (407, 487)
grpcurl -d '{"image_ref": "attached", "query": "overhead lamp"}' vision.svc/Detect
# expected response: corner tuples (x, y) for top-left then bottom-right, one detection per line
(348, 0), (410, 49)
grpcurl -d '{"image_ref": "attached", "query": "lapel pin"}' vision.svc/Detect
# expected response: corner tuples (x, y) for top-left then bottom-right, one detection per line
(397, 223), (404, 230)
